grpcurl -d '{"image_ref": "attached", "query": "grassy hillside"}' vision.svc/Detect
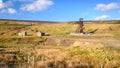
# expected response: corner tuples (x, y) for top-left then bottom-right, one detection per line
(0, 20), (120, 68)
(0, 20), (120, 36)
(22, 22), (120, 35)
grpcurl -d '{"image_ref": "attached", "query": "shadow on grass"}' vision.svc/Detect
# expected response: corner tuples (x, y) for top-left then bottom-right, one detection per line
(89, 28), (99, 33)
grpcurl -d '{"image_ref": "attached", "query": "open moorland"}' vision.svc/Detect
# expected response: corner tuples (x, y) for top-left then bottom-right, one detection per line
(0, 20), (120, 68)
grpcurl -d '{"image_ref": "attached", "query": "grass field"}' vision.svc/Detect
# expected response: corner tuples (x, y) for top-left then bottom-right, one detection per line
(0, 20), (120, 68)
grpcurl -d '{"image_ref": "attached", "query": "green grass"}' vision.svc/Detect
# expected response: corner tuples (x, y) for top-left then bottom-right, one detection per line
(0, 25), (10, 31)
(0, 36), (45, 44)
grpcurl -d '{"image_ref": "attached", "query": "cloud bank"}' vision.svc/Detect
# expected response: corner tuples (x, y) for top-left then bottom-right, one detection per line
(21, 0), (54, 12)
(95, 15), (109, 20)
(0, 0), (54, 14)
(8, 8), (16, 14)
(0, 0), (16, 14)
(94, 2), (119, 11)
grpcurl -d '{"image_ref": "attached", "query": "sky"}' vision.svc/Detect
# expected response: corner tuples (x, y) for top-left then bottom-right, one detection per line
(0, 0), (120, 22)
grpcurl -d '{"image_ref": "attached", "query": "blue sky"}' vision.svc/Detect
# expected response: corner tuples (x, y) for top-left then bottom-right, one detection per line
(0, 0), (120, 22)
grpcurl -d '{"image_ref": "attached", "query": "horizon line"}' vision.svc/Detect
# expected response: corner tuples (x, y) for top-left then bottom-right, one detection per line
(0, 19), (120, 23)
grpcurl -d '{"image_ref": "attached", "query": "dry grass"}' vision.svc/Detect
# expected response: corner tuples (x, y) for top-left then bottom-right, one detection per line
(22, 22), (120, 37)
(30, 45), (120, 68)
(1, 20), (120, 37)
(0, 20), (120, 68)
(27, 23), (76, 35)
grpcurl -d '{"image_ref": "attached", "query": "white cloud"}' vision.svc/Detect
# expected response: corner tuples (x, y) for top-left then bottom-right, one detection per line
(94, 2), (119, 11)
(4, 1), (13, 7)
(0, 0), (4, 9)
(0, 0), (13, 9)
(8, 8), (16, 14)
(95, 15), (109, 20)
(0, 0), (16, 14)
(21, 0), (54, 12)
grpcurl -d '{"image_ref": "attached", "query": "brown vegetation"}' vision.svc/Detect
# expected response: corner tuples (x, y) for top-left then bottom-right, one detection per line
(0, 20), (120, 68)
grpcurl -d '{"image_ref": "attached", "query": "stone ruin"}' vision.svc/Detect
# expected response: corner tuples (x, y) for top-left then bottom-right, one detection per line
(37, 31), (45, 37)
(18, 31), (45, 37)
(18, 31), (27, 36)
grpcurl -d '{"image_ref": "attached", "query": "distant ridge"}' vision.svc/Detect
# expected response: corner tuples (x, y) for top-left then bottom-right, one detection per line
(0, 19), (60, 23)
(0, 19), (120, 23)
(83, 20), (120, 22)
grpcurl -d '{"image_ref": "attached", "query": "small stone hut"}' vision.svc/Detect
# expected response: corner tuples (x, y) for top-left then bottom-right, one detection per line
(18, 31), (27, 36)
(37, 32), (45, 36)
